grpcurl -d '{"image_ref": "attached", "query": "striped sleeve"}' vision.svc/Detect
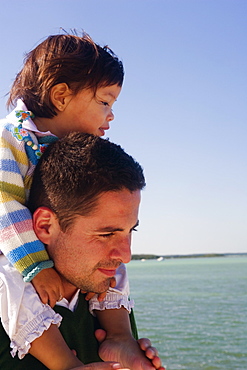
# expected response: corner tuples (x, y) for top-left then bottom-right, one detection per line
(0, 123), (53, 281)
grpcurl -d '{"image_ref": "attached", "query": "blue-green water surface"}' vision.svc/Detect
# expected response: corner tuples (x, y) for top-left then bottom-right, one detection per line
(127, 256), (247, 370)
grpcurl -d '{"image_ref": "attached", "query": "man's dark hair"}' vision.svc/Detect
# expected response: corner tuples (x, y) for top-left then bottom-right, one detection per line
(28, 133), (145, 231)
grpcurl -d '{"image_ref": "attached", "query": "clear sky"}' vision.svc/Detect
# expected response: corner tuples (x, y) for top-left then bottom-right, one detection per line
(0, 0), (246, 256)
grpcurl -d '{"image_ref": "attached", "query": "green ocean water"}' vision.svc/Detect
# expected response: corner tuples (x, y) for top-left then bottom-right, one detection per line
(127, 256), (247, 370)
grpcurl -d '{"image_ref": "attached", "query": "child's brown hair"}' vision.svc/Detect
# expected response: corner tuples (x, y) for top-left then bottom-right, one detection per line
(8, 32), (124, 118)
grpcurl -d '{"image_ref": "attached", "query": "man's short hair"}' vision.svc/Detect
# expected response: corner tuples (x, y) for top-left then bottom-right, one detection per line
(28, 132), (145, 231)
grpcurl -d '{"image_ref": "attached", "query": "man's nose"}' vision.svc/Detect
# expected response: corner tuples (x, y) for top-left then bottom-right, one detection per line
(110, 235), (131, 264)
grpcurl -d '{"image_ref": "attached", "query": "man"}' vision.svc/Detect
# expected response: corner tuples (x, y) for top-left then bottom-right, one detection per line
(0, 133), (164, 369)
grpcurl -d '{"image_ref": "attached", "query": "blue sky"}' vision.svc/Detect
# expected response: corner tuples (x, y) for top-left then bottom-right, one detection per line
(0, 0), (246, 255)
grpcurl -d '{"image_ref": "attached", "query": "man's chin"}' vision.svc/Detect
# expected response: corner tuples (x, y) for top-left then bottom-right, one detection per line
(81, 277), (111, 295)
(95, 280), (111, 294)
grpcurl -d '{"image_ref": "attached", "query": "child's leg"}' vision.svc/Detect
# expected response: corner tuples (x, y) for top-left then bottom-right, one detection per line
(90, 263), (163, 369)
(29, 323), (83, 369)
(95, 307), (164, 370)
(89, 262), (164, 369)
(0, 255), (82, 368)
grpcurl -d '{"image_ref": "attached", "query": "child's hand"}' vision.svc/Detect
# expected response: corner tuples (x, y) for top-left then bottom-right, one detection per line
(82, 277), (116, 302)
(31, 267), (64, 307)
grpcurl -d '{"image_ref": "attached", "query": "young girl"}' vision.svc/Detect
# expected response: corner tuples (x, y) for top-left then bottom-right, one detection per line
(0, 32), (163, 370)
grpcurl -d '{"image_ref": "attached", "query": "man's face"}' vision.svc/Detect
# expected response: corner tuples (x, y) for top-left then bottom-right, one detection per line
(48, 189), (141, 294)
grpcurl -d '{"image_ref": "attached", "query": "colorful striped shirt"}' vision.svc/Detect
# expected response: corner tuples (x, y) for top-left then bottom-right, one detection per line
(0, 100), (57, 282)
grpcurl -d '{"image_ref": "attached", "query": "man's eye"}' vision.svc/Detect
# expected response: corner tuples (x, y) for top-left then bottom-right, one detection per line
(101, 101), (109, 106)
(131, 227), (138, 233)
(99, 233), (114, 238)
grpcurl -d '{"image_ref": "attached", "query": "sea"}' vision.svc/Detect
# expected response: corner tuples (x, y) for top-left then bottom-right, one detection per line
(127, 255), (247, 370)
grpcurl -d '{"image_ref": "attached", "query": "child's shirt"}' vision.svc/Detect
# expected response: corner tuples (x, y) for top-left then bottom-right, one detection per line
(0, 99), (57, 281)
(0, 100), (134, 357)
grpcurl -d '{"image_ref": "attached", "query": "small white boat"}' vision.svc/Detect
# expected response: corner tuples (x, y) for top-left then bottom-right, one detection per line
(156, 256), (164, 261)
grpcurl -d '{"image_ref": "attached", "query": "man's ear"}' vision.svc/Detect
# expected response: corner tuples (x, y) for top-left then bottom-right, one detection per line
(50, 83), (73, 112)
(32, 207), (59, 244)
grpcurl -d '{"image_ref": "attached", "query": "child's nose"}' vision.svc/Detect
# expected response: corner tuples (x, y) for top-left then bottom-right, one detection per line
(107, 109), (114, 122)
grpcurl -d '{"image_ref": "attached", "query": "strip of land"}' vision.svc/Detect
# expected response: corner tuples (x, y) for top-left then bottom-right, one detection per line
(131, 253), (247, 260)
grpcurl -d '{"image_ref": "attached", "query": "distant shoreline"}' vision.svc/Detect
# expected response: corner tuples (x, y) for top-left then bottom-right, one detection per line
(131, 253), (247, 260)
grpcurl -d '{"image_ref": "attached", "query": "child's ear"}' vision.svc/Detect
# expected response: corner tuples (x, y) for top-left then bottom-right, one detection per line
(50, 83), (72, 112)
(32, 207), (59, 244)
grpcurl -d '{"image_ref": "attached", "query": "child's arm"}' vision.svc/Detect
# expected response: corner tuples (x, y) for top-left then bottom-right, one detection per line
(0, 127), (74, 368)
(0, 256), (63, 358)
(0, 123), (64, 304)
(0, 123), (53, 281)
(0, 257), (86, 369)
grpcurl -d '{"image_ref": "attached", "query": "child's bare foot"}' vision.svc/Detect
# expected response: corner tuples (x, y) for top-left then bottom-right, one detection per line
(95, 329), (165, 370)
(71, 362), (129, 370)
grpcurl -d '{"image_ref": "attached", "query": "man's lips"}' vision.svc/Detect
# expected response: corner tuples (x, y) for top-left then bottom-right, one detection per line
(97, 268), (116, 277)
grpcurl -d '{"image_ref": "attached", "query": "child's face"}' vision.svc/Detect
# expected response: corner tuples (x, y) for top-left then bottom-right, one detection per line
(55, 84), (121, 137)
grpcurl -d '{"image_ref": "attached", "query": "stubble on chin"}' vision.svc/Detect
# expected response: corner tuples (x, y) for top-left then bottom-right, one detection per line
(62, 272), (112, 295)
